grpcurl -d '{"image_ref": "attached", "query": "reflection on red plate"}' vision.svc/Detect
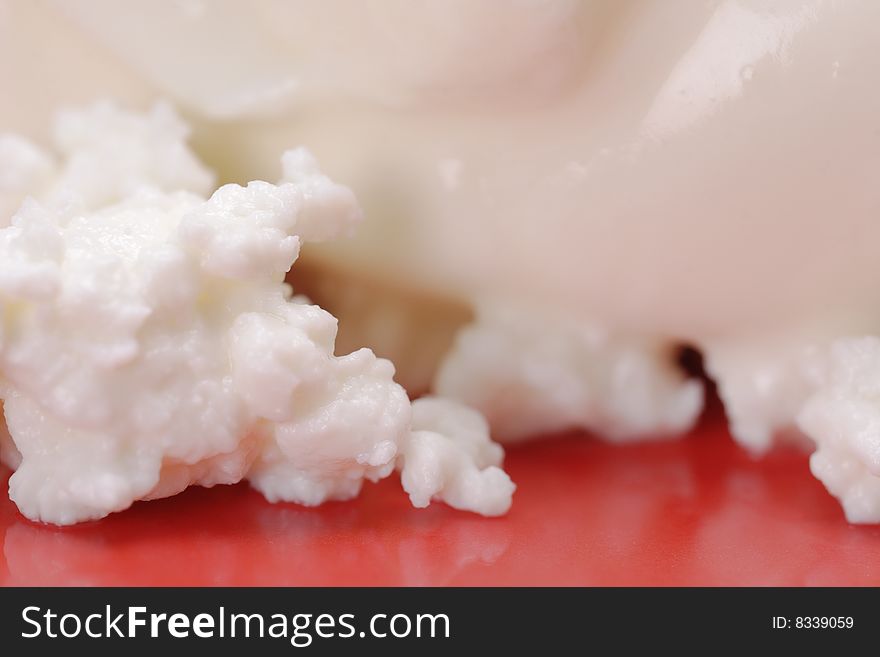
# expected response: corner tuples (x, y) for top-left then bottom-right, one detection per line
(2, 399), (880, 586)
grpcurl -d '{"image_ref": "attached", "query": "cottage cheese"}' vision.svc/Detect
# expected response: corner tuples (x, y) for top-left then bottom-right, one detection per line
(0, 104), (514, 525)
(4, 1), (880, 523)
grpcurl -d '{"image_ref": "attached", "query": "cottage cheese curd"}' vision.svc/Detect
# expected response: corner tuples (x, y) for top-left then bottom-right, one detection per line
(4, 0), (880, 523)
(0, 103), (514, 525)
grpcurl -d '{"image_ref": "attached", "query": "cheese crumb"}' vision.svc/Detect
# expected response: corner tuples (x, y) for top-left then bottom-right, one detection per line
(436, 302), (703, 442)
(0, 103), (513, 524)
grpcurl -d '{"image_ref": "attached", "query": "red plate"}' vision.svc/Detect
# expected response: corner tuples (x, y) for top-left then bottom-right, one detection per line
(2, 396), (879, 586)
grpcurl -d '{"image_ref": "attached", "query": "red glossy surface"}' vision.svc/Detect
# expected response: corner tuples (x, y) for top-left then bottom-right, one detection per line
(2, 399), (880, 586)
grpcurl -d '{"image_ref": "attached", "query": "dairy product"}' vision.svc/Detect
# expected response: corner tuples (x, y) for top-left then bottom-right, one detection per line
(436, 302), (703, 442)
(2, 0), (880, 522)
(0, 103), (514, 525)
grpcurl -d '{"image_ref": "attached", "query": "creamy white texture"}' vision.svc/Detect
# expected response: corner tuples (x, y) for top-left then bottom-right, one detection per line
(3, 1), (878, 339)
(403, 397), (514, 517)
(0, 136), (54, 222)
(0, 104), (513, 525)
(3, 1), (880, 523)
(800, 339), (880, 524)
(436, 302), (703, 443)
(705, 335), (880, 524)
(0, 100), (214, 223)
